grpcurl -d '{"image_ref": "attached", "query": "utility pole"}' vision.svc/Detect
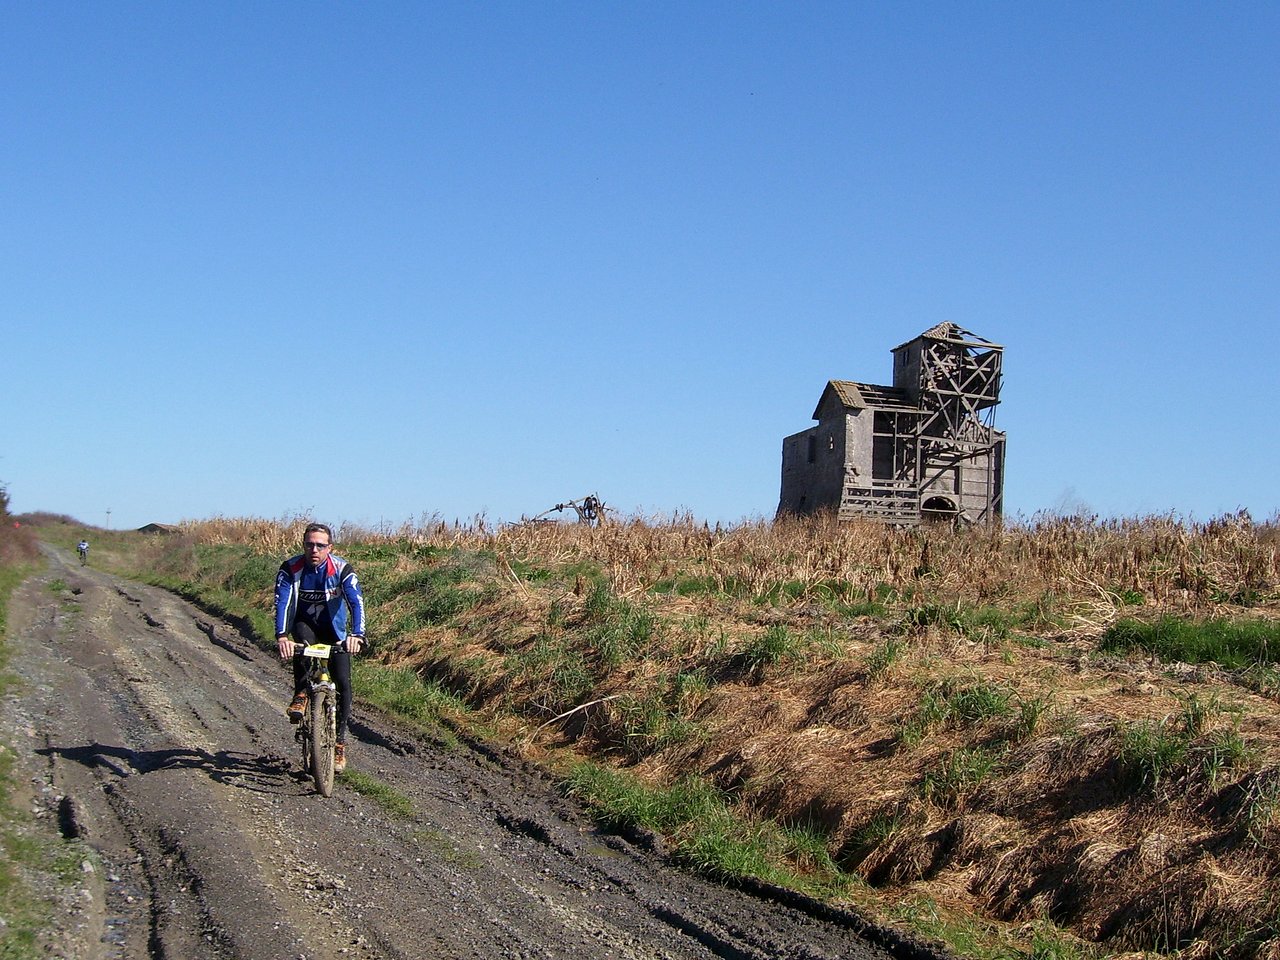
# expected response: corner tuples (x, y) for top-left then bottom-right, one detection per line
(106, 508), (111, 530)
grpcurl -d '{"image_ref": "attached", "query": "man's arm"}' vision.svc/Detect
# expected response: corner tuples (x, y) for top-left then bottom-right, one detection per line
(274, 564), (298, 658)
(341, 564), (367, 653)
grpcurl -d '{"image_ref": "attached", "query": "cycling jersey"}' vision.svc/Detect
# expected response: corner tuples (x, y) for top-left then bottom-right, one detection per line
(273, 552), (366, 642)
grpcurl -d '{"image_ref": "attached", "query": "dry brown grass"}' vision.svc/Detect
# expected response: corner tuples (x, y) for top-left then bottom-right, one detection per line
(187, 508), (1278, 614)
(0, 521), (39, 568)
(175, 509), (1280, 957)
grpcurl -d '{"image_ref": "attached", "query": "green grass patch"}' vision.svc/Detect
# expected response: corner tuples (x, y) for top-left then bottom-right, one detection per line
(892, 895), (1100, 960)
(739, 624), (804, 669)
(1013, 694), (1054, 740)
(756, 578), (860, 608)
(589, 611), (656, 666)
(223, 549), (285, 599)
(650, 574), (723, 598)
(900, 676), (1015, 746)
(1013, 591), (1068, 631)
(1101, 615), (1280, 669)
(2, 565), (36, 666)
(1198, 727), (1251, 786)
(564, 762), (849, 897)
(1244, 774), (1280, 848)
(904, 602), (1020, 642)
(921, 745), (1005, 806)
(503, 635), (597, 717)
(353, 661), (465, 746)
(576, 581), (663, 667)
(1240, 663), (1280, 699)
(1117, 718), (1192, 792)
(365, 549), (495, 625)
(864, 637), (906, 681)
(1110, 587), (1145, 607)
(836, 599), (889, 618)
(338, 769), (415, 818)
(956, 606), (1016, 642)
(0, 810), (89, 956)
(612, 691), (703, 761)
(503, 557), (556, 583)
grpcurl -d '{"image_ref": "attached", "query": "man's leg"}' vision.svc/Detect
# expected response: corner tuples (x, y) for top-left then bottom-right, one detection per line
(287, 622), (319, 721)
(329, 649), (352, 745)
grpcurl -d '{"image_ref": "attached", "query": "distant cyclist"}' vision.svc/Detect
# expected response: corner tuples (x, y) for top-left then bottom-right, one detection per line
(273, 523), (366, 773)
(77, 540), (89, 564)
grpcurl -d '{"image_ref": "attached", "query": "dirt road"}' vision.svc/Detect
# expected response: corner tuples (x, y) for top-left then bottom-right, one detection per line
(3, 548), (937, 960)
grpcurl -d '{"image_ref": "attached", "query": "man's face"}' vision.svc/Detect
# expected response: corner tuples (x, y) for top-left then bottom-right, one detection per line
(302, 533), (332, 567)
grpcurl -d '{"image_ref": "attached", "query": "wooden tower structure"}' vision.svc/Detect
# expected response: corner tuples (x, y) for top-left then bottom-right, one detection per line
(778, 323), (1005, 526)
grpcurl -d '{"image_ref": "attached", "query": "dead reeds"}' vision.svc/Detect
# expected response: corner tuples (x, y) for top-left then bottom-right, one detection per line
(162, 508), (1280, 957)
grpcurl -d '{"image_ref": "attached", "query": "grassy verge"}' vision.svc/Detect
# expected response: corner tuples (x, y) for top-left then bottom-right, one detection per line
(565, 760), (849, 898)
(24, 513), (1280, 960)
(352, 660), (470, 748)
(0, 558), (45, 959)
(0, 526), (90, 958)
(892, 897), (1102, 960)
(564, 760), (1101, 960)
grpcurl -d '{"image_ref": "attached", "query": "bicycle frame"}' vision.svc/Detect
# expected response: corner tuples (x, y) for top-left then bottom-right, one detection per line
(296, 642), (339, 797)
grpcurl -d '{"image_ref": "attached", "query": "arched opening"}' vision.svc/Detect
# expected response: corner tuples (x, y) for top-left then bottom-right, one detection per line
(920, 495), (959, 524)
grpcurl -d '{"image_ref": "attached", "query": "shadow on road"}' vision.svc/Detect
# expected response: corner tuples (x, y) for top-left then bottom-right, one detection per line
(39, 742), (295, 793)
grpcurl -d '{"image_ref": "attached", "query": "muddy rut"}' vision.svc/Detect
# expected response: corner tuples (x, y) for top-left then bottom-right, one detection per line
(3, 547), (940, 960)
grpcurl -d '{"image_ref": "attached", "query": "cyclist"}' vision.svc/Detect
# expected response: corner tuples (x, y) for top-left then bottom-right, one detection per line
(273, 523), (366, 773)
(77, 540), (89, 564)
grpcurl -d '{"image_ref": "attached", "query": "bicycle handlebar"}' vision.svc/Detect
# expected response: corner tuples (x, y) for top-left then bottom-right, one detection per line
(282, 638), (360, 658)
(300, 639), (349, 655)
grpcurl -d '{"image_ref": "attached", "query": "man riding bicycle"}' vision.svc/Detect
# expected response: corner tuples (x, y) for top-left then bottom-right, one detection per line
(77, 539), (89, 563)
(274, 523), (366, 773)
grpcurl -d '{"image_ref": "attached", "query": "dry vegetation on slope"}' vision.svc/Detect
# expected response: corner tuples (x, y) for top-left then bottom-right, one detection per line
(74, 510), (1280, 959)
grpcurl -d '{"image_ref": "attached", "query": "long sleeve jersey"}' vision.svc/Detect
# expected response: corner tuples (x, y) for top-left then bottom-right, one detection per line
(273, 552), (366, 642)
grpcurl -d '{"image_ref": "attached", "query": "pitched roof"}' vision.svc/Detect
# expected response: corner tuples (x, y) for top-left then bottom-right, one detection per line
(892, 322), (1002, 352)
(813, 380), (917, 419)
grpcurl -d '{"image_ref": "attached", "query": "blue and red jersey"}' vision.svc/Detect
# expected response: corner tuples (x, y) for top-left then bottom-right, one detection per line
(273, 552), (366, 642)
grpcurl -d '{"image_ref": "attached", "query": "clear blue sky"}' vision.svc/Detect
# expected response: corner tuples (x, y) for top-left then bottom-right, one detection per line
(4, 2), (1277, 531)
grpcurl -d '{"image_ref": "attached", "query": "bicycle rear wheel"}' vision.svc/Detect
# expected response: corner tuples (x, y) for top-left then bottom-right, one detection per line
(309, 688), (336, 797)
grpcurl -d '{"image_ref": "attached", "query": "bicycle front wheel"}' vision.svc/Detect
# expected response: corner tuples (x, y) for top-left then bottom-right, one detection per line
(309, 688), (336, 797)
(298, 712), (312, 775)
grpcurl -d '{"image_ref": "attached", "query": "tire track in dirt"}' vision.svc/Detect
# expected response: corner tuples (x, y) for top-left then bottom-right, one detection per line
(3, 547), (942, 960)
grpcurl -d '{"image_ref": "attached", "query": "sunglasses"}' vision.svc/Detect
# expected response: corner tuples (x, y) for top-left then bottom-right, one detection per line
(304, 541), (331, 550)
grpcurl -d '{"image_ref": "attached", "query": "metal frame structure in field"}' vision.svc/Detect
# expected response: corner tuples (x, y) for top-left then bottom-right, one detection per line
(777, 323), (1005, 526)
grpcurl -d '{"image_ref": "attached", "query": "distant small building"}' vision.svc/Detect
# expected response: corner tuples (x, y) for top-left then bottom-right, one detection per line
(778, 323), (1005, 526)
(136, 523), (177, 534)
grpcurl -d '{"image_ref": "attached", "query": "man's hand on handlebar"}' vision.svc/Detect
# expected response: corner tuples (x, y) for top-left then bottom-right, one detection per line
(277, 635), (364, 658)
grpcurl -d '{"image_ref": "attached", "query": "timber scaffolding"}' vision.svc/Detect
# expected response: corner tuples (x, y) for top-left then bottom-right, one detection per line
(778, 323), (1006, 527)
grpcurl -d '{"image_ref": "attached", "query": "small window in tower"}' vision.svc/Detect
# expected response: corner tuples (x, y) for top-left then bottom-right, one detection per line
(828, 435), (835, 451)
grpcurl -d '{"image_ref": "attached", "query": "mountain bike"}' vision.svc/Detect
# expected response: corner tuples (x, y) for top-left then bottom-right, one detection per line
(295, 640), (343, 797)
